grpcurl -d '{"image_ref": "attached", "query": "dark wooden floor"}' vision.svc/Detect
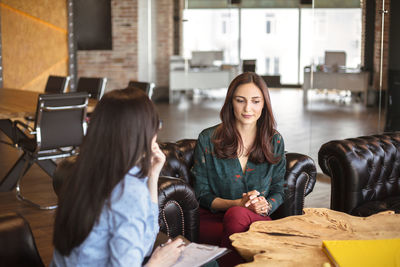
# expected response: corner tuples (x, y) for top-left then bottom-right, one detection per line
(0, 141), (57, 265)
(0, 88), (384, 266)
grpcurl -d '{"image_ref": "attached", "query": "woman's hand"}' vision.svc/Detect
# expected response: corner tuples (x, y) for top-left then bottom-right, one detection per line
(211, 190), (266, 212)
(145, 238), (185, 267)
(240, 190), (271, 215)
(148, 135), (166, 203)
(148, 135), (166, 182)
(247, 196), (270, 215)
(240, 190), (260, 208)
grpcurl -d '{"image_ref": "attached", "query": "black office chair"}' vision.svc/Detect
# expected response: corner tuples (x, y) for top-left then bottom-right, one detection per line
(0, 212), (44, 267)
(7, 92), (89, 209)
(261, 75), (281, 88)
(128, 80), (155, 99)
(23, 75), (71, 123)
(242, 59), (256, 73)
(44, 75), (70, 94)
(76, 77), (107, 100)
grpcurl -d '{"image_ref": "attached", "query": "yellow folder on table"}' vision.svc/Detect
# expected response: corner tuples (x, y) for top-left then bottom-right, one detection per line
(322, 239), (400, 267)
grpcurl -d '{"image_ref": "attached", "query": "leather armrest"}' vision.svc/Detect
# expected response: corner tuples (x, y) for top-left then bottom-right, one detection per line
(318, 133), (400, 215)
(0, 213), (44, 267)
(158, 176), (199, 242)
(271, 153), (316, 219)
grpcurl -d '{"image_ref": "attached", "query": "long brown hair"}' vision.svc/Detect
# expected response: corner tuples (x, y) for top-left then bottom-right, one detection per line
(213, 72), (279, 164)
(53, 88), (160, 255)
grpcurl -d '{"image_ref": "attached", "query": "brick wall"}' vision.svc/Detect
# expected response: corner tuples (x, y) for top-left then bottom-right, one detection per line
(373, 0), (390, 90)
(77, 0), (138, 92)
(76, 0), (176, 91)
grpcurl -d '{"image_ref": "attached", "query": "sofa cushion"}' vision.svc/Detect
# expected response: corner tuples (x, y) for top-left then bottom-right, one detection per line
(351, 196), (400, 216)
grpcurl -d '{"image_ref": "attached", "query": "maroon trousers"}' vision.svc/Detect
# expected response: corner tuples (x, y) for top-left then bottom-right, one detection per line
(199, 206), (271, 267)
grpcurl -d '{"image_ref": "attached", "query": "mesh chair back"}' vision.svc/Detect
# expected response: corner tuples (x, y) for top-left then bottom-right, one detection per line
(33, 92), (89, 151)
(44, 75), (70, 94)
(76, 77), (107, 100)
(128, 80), (155, 98)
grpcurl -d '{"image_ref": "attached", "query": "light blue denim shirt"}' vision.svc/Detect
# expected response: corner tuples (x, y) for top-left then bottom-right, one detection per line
(51, 166), (159, 267)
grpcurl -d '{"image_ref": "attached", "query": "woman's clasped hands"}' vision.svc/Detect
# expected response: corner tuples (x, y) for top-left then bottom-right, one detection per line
(241, 190), (270, 215)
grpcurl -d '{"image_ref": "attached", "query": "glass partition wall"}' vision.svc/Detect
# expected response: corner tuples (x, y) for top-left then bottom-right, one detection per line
(182, 0), (385, 170)
(301, 4), (366, 163)
(305, 0), (386, 165)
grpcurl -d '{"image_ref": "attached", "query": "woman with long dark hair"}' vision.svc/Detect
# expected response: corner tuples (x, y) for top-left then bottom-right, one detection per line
(51, 88), (183, 267)
(192, 72), (286, 266)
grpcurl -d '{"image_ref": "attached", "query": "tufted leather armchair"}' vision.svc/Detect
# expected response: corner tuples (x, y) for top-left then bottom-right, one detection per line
(318, 133), (400, 216)
(0, 212), (44, 267)
(158, 139), (317, 242)
(54, 139), (317, 243)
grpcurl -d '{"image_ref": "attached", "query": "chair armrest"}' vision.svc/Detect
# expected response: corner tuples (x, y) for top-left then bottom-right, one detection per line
(11, 120), (36, 148)
(13, 120), (35, 136)
(24, 115), (35, 122)
(158, 176), (199, 242)
(271, 153), (316, 219)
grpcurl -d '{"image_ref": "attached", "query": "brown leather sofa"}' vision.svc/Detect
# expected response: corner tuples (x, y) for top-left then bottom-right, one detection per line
(318, 133), (400, 216)
(157, 139), (316, 242)
(54, 139), (317, 243)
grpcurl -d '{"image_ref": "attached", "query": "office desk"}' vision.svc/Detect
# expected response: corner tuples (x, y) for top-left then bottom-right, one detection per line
(0, 88), (96, 191)
(0, 88), (39, 144)
(303, 71), (369, 105)
(169, 68), (236, 103)
(0, 88), (38, 119)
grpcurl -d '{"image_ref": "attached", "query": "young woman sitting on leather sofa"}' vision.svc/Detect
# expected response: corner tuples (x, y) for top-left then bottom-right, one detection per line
(53, 140), (316, 245)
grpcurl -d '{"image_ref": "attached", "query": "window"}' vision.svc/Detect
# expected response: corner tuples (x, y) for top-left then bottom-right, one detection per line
(265, 13), (275, 35)
(300, 8), (362, 82)
(274, 57), (280, 75)
(242, 9), (298, 83)
(183, 7), (362, 84)
(222, 21), (227, 34)
(266, 20), (271, 34)
(183, 9), (239, 64)
(265, 58), (270, 74)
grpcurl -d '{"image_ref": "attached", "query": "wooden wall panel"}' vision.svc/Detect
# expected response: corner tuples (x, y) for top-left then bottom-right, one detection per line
(2, 0), (67, 29)
(1, 1), (68, 92)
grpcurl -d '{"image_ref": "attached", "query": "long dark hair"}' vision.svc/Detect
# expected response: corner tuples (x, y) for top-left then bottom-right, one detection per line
(213, 72), (279, 164)
(53, 87), (160, 255)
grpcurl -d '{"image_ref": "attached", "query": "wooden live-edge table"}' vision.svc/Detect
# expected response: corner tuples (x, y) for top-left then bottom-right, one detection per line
(230, 208), (400, 267)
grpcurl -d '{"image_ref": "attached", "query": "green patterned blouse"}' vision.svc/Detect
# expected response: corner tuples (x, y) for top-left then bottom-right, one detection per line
(191, 125), (286, 215)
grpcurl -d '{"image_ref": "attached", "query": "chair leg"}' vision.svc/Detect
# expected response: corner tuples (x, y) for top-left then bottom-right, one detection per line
(16, 182), (58, 210)
(14, 158), (58, 210)
(0, 119), (28, 145)
(0, 152), (31, 192)
(37, 159), (57, 177)
(0, 139), (17, 147)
